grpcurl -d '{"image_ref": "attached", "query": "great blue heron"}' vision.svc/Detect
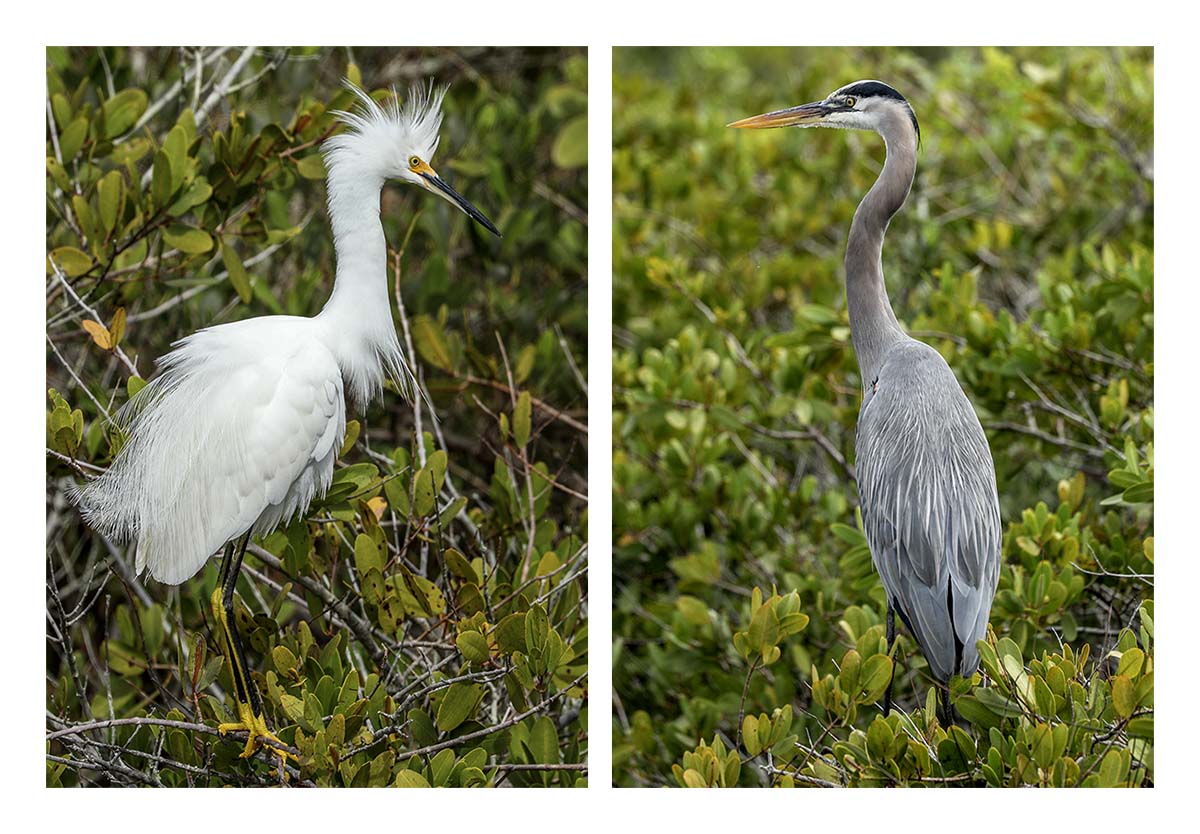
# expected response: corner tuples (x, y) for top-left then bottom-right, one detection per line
(75, 81), (500, 766)
(730, 80), (1001, 723)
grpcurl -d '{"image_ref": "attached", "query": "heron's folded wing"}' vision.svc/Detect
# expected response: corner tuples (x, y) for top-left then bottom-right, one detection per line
(856, 341), (1001, 680)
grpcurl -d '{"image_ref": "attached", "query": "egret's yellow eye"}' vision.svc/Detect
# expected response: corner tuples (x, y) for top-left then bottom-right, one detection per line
(409, 156), (421, 169)
(844, 97), (856, 108)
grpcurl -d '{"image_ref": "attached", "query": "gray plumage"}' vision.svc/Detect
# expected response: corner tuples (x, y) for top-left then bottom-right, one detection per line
(732, 80), (1001, 687)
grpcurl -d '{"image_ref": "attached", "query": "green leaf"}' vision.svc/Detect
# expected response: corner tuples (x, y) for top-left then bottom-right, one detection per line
(1117, 647), (1145, 678)
(296, 154), (327, 180)
(528, 716), (560, 764)
(162, 124), (189, 192)
(436, 682), (483, 732)
(413, 464), (435, 517)
(742, 715), (761, 757)
(272, 645), (297, 674)
(1111, 674), (1135, 719)
(494, 612), (527, 654)
(101, 88), (148, 138)
(456, 631), (490, 664)
(514, 391), (532, 448)
(525, 603), (549, 657)
(220, 242), (252, 303)
(411, 315), (454, 371)
(163, 224), (213, 254)
(97, 171), (124, 233)
(551, 114), (587, 169)
(1122, 481), (1154, 504)
(58, 117), (89, 162)
(354, 533), (384, 576)
(168, 177), (212, 217)
(428, 449), (448, 491)
(393, 769), (431, 787)
(151, 149), (174, 206)
(858, 654), (893, 702)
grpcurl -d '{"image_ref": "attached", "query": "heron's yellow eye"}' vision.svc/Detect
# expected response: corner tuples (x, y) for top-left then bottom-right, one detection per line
(844, 97), (856, 108)
(409, 156), (421, 169)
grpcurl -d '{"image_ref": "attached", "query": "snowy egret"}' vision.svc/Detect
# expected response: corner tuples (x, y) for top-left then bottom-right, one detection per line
(75, 80), (499, 765)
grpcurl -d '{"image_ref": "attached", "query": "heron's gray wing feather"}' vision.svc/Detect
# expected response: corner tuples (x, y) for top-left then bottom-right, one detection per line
(856, 339), (1001, 680)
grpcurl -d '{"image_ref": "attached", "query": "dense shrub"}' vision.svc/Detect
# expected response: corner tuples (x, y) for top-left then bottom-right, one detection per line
(46, 46), (588, 786)
(612, 46), (1151, 787)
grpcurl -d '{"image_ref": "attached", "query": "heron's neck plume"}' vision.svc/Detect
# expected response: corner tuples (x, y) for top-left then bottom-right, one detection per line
(316, 158), (410, 406)
(845, 113), (917, 388)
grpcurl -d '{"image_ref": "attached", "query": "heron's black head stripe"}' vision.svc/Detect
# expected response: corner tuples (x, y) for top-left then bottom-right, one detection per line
(838, 80), (908, 102)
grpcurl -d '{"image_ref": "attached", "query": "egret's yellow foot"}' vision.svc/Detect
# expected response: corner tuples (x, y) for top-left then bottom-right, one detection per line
(218, 699), (296, 765)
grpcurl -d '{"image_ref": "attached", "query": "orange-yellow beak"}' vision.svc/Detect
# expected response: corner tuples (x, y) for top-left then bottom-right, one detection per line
(727, 101), (833, 130)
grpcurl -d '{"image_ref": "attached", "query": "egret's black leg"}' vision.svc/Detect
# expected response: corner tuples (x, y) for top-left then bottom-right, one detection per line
(220, 533), (265, 718)
(211, 533), (292, 765)
(882, 599), (897, 716)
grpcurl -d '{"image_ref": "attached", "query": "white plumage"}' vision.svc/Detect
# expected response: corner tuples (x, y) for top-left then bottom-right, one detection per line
(76, 80), (499, 585)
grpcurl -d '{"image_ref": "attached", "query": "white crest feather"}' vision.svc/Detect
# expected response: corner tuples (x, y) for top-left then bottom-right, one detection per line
(323, 80), (448, 176)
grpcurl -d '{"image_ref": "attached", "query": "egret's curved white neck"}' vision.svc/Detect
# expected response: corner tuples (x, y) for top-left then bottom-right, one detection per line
(316, 159), (406, 405)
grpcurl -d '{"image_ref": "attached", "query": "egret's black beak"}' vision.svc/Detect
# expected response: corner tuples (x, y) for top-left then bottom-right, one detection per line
(728, 100), (836, 129)
(420, 172), (501, 237)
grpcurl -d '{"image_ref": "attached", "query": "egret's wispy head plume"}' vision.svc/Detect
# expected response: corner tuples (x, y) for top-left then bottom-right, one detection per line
(323, 80), (449, 176)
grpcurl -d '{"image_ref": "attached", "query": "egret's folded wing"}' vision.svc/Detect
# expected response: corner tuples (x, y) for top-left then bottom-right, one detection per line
(78, 330), (345, 585)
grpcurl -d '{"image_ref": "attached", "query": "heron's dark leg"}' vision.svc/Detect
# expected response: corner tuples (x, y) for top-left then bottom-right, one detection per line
(882, 599), (897, 716)
(938, 685), (955, 728)
(211, 533), (293, 765)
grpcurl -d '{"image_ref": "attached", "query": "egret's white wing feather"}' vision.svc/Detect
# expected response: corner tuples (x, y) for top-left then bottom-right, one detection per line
(77, 317), (345, 585)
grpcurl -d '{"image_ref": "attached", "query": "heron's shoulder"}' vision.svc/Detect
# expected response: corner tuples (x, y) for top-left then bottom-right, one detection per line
(877, 337), (955, 380)
(861, 337), (986, 438)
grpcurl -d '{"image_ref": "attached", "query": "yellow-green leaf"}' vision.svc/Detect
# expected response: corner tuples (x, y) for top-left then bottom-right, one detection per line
(163, 224), (213, 254)
(514, 391), (532, 448)
(220, 242), (252, 303)
(551, 114), (587, 169)
(48, 247), (93, 278)
(413, 465), (435, 517)
(97, 170), (124, 233)
(109, 307), (127, 347)
(393, 769), (430, 787)
(411, 315), (454, 371)
(1111, 674), (1135, 718)
(101, 88), (148, 138)
(296, 154), (326, 180)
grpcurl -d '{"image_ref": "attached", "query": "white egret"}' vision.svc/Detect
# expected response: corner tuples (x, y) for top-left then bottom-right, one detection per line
(75, 80), (500, 765)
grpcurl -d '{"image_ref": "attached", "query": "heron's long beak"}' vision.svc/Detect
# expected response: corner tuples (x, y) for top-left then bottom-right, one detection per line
(419, 168), (502, 238)
(727, 100), (834, 129)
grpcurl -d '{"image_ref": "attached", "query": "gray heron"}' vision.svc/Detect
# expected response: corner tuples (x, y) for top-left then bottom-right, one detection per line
(730, 80), (1001, 724)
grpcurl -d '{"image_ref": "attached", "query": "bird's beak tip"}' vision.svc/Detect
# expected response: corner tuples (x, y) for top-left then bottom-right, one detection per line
(729, 103), (830, 131)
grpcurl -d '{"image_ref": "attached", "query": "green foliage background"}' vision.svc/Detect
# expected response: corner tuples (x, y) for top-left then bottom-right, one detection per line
(46, 46), (587, 786)
(612, 46), (1152, 787)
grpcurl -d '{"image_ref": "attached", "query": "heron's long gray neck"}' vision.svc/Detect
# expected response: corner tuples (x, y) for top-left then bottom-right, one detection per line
(845, 116), (916, 387)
